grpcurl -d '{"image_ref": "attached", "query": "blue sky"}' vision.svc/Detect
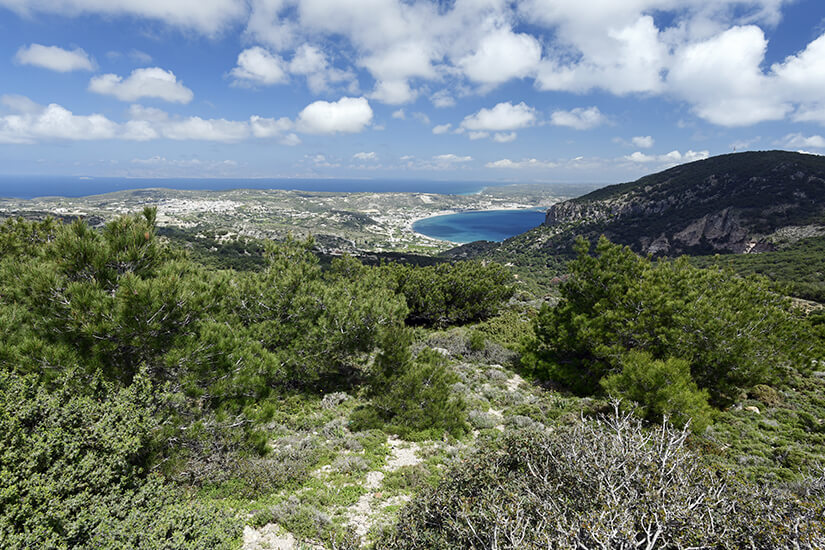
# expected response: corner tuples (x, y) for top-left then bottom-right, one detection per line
(1, 0), (825, 185)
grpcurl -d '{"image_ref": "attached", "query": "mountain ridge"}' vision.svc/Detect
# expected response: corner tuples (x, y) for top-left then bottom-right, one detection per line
(457, 150), (825, 263)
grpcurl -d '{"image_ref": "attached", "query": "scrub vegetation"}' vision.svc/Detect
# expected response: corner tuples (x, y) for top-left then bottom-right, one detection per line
(1, 208), (823, 549)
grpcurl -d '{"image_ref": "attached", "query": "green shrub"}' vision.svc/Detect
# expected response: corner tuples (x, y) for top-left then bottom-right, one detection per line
(601, 350), (712, 432)
(523, 236), (816, 400)
(356, 328), (468, 438)
(0, 369), (240, 549)
(383, 260), (514, 327)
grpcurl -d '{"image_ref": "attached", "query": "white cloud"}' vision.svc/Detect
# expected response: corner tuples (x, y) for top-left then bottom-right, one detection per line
(0, 95), (311, 145)
(370, 80), (418, 105)
(493, 132), (517, 143)
(550, 106), (607, 130)
(468, 131), (489, 140)
(432, 123), (451, 134)
(458, 28), (541, 85)
(433, 154), (472, 163)
(250, 115), (299, 145)
(288, 44), (356, 94)
(10, 1), (825, 133)
(1, 94), (42, 114)
(128, 104), (169, 122)
(771, 33), (825, 105)
(534, 15), (667, 95)
(461, 102), (537, 132)
(667, 25), (789, 126)
(625, 149), (710, 164)
(412, 112), (430, 125)
(632, 135), (654, 148)
(89, 67), (194, 103)
(121, 120), (158, 141)
(0, 101), (117, 144)
(296, 96), (373, 134)
(161, 117), (249, 142)
(392, 109), (406, 120)
(353, 151), (377, 161)
(431, 90), (455, 108)
(15, 44), (94, 72)
(0, 0), (246, 35)
(781, 133), (825, 149)
(231, 46), (287, 86)
(486, 158), (557, 169)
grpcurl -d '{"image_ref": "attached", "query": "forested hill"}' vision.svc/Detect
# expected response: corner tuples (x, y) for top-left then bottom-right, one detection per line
(466, 150), (825, 263)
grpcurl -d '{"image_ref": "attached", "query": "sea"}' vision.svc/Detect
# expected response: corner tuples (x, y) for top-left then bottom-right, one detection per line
(412, 209), (547, 243)
(0, 176), (551, 243)
(0, 176), (490, 199)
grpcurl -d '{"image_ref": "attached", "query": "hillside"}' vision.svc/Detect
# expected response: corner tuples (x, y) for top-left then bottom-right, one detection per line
(474, 151), (825, 266)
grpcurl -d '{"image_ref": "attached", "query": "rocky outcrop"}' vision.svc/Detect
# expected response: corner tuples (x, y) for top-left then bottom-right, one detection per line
(537, 151), (825, 257)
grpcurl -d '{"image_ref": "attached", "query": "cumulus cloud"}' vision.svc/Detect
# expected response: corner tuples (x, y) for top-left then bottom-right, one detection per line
(781, 133), (825, 149)
(430, 90), (455, 108)
(250, 115), (299, 144)
(230, 47), (287, 85)
(8, 1), (825, 129)
(370, 80), (418, 105)
(458, 28), (541, 85)
(493, 132), (517, 143)
(632, 135), (654, 148)
(625, 149), (710, 164)
(461, 102), (537, 132)
(156, 117), (250, 142)
(432, 123), (451, 134)
(486, 158), (557, 169)
(15, 44), (94, 72)
(0, 0), (246, 35)
(288, 44), (356, 94)
(550, 106), (607, 130)
(433, 154), (472, 163)
(353, 151), (377, 160)
(89, 67), (194, 103)
(667, 25), (789, 126)
(0, 100), (117, 144)
(391, 109), (406, 120)
(0, 95), (300, 145)
(296, 96), (373, 134)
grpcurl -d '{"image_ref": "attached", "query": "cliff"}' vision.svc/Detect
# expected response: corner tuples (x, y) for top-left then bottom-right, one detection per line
(537, 150), (825, 256)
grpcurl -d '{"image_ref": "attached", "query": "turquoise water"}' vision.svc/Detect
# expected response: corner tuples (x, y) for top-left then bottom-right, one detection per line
(412, 209), (547, 243)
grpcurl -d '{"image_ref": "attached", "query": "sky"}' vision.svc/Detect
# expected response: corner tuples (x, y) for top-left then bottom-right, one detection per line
(1, 0), (825, 185)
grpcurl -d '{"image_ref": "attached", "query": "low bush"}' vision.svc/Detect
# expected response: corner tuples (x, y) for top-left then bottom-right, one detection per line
(601, 350), (713, 432)
(383, 260), (514, 327)
(355, 328), (468, 439)
(0, 369), (240, 548)
(377, 406), (825, 549)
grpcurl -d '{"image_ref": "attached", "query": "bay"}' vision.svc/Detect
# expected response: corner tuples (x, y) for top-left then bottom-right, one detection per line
(412, 209), (547, 243)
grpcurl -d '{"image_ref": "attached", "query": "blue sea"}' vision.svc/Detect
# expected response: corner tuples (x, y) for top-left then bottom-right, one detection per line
(413, 209), (547, 243)
(0, 176), (490, 199)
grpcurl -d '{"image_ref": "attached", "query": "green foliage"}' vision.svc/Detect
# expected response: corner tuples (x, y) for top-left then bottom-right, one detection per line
(691, 236), (825, 303)
(383, 260), (514, 327)
(474, 307), (536, 350)
(601, 350), (712, 432)
(356, 327), (468, 438)
(0, 369), (240, 549)
(0, 212), (415, 547)
(523, 236), (816, 400)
